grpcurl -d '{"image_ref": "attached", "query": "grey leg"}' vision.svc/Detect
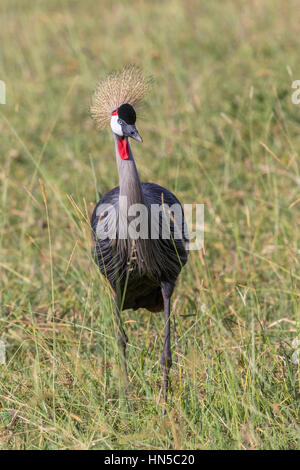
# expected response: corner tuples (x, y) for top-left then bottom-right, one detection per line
(160, 282), (174, 403)
(114, 296), (129, 390)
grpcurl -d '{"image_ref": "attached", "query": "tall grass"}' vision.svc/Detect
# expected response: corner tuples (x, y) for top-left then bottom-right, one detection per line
(0, 0), (299, 449)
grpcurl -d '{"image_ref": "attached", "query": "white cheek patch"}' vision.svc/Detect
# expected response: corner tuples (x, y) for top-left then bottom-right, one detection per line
(110, 115), (123, 136)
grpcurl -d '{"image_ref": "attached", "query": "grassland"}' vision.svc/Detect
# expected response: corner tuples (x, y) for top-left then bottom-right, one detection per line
(0, 0), (299, 449)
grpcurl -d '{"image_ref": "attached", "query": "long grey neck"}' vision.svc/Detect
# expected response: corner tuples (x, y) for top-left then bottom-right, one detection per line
(112, 133), (161, 278)
(113, 133), (145, 207)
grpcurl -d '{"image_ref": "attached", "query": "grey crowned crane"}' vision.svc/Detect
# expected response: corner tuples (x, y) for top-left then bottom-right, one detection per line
(90, 66), (188, 401)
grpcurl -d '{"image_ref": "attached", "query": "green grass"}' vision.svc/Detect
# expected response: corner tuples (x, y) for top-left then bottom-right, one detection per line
(0, 0), (299, 449)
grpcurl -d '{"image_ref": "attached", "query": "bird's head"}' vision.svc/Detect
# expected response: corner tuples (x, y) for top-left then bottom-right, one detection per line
(90, 66), (150, 159)
(110, 103), (142, 143)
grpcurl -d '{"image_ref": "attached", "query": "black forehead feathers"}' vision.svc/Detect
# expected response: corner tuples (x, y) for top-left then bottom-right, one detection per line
(118, 103), (136, 125)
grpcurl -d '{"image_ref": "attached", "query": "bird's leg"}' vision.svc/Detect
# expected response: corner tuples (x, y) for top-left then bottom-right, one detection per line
(114, 295), (129, 391)
(160, 282), (174, 404)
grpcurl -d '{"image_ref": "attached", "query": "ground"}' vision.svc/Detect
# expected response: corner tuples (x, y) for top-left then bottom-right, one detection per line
(0, 0), (299, 450)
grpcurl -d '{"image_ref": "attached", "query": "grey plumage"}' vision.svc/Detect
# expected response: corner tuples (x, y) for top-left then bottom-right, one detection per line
(91, 181), (188, 310)
(91, 133), (188, 310)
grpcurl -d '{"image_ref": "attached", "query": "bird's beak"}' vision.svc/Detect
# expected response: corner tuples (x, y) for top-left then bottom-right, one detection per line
(123, 124), (143, 142)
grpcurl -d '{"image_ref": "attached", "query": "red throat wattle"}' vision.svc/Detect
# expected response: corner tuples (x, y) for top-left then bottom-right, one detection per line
(118, 138), (129, 160)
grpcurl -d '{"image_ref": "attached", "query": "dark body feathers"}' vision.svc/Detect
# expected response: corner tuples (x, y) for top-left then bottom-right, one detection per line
(91, 182), (188, 312)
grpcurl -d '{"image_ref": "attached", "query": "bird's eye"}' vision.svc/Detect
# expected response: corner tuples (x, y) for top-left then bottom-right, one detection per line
(117, 119), (123, 125)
